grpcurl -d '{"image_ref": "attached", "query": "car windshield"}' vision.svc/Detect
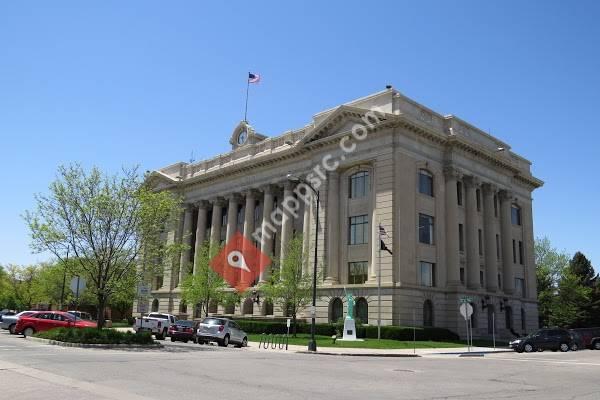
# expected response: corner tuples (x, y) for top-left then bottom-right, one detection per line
(16, 311), (34, 317)
(175, 320), (194, 327)
(202, 318), (226, 326)
(148, 313), (169, 319)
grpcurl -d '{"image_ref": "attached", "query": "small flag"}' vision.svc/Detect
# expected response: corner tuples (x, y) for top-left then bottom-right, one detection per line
(379, 224), (392, 255)
(248, 72), (260, 84)
(380, 239), (393, 256)
(378, 224), (387, 238)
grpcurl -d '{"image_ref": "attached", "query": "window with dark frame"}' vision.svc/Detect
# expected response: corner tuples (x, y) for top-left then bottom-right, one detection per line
(349, 215), (369, 245)
(496, 234), (501, 260)
(348, 261), (368, 284)
(511, 205), (522, 225)
(476, 189), (481, 211)
(418, 169), (434, 197)
(349, 171), (370, 199)
(419, 214), (434, 245)
(419, 261), (435, 287)
(519, 241), (524, 265)
(478, 229), (483, 255)
(459, 223), (464, 251)
(457, 181), (463, 205)
(512, 239), (517, 263)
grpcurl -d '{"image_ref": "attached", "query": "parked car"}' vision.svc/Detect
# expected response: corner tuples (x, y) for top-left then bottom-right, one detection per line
(570, 327), (600, 350)
(0, 311), (36, 334)
(510, 328), (575, 353)
(67, 311), (94, 321)
(0, 310), (17, 322)
(133, 313), (177, 340)
(15, 311), (97, 337)
(168, 320), (197, 343)
(195, 317), (248, 348)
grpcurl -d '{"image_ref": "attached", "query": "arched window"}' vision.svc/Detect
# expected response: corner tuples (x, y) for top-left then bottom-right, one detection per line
(242, 298), (254, 315)
(179, 301), (187, 314)
(194, 303), (202, 319)
(419, 169), (434, 197)
(261, 300), (274, 316)
(224, 302), (235, 315)
(355, 297), (368, 324)
(329, 298), (343, 323)
(505, 306), (513, 330)
(151, 299), (159, 312)
(349, 171), (370, 199)
(208, 300), (218, 314)
(423, 300), (434, 327)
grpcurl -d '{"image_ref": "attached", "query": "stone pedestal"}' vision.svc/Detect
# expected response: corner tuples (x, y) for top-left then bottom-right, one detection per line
(340, 318), (358, 341)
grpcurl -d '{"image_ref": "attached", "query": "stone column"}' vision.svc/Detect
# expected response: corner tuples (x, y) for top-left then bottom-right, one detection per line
(193, 201), (209, 275)
(302, 191), (312, 276)
(177, 204), (193, 287)
(209, 199), (224, 253)
(499, 190), (515, 295)
(444, 166), (461, 287)
(241, 190), (257, 286)
(522, 199), (537, 299)
(326, 171), (340, 283)
(226, 194), (241, 241)
(259, 186), (275, 282)
(464, 176), (480, 290)
(160, 224), (178, 291)
(280, 183), (295, 263)
(482, 184), (498, 292)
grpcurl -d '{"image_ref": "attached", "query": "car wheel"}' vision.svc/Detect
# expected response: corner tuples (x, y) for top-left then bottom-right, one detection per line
(570, 343), (578, 351)
(241, 337), (248, 348)
(8, 324), (16, 334)
(559, 343), (569, 352)
(594, 341), (600, 350)
(183, 340), (189, 343)
(23, 327), (35, 337)
(219, 335), (230, 347)
(155, 332), (164, 340)
(524, 343), (534, 353)
(170, 337), (176, 342)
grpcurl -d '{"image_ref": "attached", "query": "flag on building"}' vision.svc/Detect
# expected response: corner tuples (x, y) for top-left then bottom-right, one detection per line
(248, 72), (260, 83)
(379, 224), (392, 255)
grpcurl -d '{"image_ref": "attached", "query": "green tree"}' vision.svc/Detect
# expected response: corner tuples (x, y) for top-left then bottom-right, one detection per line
(568, 252), (600, 327)
(535, 237), (570, 327)
(37, 262), (71, 310)
(24, 164), (183, 329)
(550, 269), (592, 327)
(181, 241), (227, 318)
(568, 252), (598, 288)
(261, 235), (314, 336)
(0, 265), (15, 309)
(5, 264), (44, 310)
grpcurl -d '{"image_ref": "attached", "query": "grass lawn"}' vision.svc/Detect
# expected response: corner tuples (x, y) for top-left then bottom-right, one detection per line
(247, 333), (485, 349)
(110, 321), (132, 328)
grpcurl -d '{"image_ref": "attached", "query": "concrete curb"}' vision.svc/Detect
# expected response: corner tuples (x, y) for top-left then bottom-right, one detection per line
(27, 336), (163, 349)
(296, 351), (421, 358)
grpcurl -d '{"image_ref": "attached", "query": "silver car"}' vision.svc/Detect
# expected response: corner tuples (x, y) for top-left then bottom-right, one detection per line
(196, 317), (248, 348)
(1, 311), (36, 334)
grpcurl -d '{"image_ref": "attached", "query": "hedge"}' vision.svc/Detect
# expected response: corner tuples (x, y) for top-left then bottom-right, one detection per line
(35, 328), (155, 345)
(235, 319), (459, 341)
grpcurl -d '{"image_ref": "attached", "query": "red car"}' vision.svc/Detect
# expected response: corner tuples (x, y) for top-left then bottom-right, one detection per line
(15, 311), (97, 337)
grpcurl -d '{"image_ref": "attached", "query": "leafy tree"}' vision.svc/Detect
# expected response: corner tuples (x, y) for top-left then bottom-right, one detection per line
(181, 241), (227, 318)
(550, 269), (592, 327)
(24, 164), (183, 328)
(568, 252), (598, 288)
(568, 252), (600, 327)
(261, 235), (314, 336)
(5, 264), (44, 310)
(37, 262), (71, 310)
(535, 237), (570, 327)
(0, 265), (16, 309)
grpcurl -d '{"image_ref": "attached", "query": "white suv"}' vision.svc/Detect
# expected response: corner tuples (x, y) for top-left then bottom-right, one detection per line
(196, 317), (248, 348)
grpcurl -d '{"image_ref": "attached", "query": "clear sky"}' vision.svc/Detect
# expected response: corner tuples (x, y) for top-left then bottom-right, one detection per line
(1, 1), (598, 268)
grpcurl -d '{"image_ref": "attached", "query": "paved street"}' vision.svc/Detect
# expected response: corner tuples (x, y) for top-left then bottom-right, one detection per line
(1, 330), (599, 400)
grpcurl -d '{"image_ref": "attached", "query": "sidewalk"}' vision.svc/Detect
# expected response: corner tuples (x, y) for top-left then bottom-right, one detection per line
(247, 341), (513, 357)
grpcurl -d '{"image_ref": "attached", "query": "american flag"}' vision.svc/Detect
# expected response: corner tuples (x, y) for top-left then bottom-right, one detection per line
(378, 224), (387, 238)
(379, 224), (392, 255)
(248, 72), (260, 83)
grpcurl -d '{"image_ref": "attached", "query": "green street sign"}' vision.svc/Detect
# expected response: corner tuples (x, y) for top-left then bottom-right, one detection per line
(460, 296), (473, 304)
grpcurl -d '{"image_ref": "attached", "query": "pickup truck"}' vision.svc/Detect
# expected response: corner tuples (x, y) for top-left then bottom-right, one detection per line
(134, 313), (177, 340)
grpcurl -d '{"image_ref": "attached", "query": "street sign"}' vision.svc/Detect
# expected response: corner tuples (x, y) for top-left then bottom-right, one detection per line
(137, 301), (149, 314)
(70, 276), (86, 295)
(460, 303), (474, 320)
(459, 296), (473, 304)
(286, 318), (291, 328)
(137, 283), (151, 297)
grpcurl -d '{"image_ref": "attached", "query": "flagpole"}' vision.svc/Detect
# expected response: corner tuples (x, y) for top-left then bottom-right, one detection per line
(244, 72), (250, 122)
(378, 220), (382, 341)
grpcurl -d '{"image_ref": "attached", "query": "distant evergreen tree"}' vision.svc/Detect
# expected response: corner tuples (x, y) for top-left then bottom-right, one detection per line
(569, 252), (598, 287)
(568, 252), (600, 327)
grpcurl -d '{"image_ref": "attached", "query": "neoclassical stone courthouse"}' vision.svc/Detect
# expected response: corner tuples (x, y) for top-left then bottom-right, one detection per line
(142, 87), (543, 339)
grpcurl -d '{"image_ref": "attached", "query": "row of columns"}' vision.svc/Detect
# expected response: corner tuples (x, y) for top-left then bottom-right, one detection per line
(167, 183), (312, 290)
(444, 166), (521, 296)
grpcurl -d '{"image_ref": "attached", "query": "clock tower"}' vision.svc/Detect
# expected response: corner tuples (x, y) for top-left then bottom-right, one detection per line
(229, 120), (267, 150)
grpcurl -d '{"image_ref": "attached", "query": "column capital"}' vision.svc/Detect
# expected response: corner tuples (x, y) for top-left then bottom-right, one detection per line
(210, 197), (226, 207)
(463, 175), (481, 188)
(195, 200), (210, 209)
(182, 202), (194, 211)
(244, 189), (260, 199)
(481, 182), (498, 195)
(261, 184), (279, 195)
(498, 189), (514, 202)
(225, 193), (243, 203)
(443, 165), (462, 180)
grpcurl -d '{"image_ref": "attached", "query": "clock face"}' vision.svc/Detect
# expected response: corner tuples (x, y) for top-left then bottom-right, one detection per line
(238, 130), (248, 145)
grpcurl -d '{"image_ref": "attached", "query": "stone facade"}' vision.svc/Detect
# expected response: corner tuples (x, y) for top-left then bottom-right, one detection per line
(136, 87), (543, 340)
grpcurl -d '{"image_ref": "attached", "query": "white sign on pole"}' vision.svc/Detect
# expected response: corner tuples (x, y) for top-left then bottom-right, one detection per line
(286, 318), (291, 328)
(70, 277), (86, 294)
(459, 303), (474, 320)
(137, 283), (151, 297)
(137, 301), (149, 314)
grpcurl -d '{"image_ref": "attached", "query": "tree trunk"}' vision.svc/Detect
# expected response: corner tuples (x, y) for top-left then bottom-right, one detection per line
(292, 311), (297, 338)
(96, 294), (107, 330)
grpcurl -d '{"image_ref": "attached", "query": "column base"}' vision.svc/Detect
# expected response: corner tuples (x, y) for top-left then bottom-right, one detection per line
(324, 277), (339, 285)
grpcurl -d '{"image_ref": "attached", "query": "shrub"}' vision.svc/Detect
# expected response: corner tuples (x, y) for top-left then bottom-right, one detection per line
(234, 319), (458, 341)
(35, 328), (155, 345)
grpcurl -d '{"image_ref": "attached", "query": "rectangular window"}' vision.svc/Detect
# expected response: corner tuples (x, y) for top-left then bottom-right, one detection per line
(476, 189), (481, 211)
(511, 205), (522, 225)
(419, 262), (435, 287)
(460, 268), (465, 284)
(349, 171), (370, 199)
(349, 215), (369, 245)
(457, 181), (463, 206)
(498, 274), (502, 289)
(496, 234), (501, 260)
(458, 224), (464, 251)
(515, 278), (525, 297)
(419, 214), (434, 245)
(419, 170), (434, 197)
(478, 229), (483, 255)
(519, 241), (524, 265)
(221, 207), (228, 227)
(512, 240), (517, 264)
(348, 261), (368, 284)
(480, 270), (484, 286)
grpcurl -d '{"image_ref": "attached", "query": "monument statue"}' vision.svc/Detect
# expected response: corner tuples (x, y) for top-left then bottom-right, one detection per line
(341, 288), (359, 341)
(345, 289), (355, 320)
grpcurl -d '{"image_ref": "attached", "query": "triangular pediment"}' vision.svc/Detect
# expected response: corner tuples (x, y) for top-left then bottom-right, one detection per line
(301, 105), (392, 145)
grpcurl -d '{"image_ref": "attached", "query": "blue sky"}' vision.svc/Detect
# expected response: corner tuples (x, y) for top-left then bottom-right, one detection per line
(1, 1), (598, 267)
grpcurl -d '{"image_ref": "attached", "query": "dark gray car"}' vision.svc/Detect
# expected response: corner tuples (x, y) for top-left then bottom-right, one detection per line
(196, 317), (248, 347)
(0, 311), (36, 334)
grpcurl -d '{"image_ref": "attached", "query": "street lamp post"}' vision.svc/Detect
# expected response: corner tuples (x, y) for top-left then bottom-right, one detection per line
(287, 173), (320, 352)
